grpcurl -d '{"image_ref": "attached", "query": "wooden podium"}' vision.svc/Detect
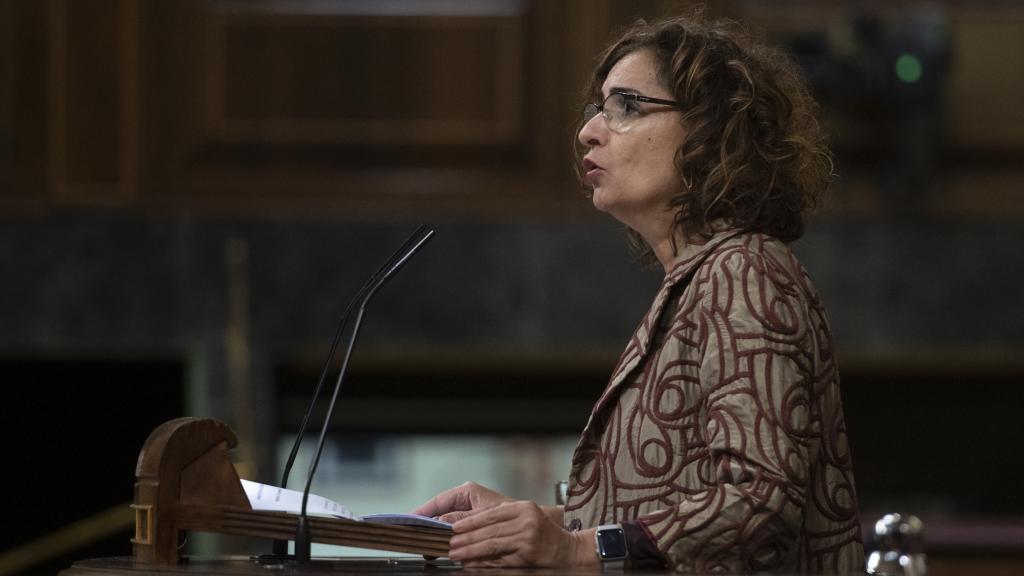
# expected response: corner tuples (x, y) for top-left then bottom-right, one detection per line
(59, 417), (676, 575)
(127, 417), (450, 564)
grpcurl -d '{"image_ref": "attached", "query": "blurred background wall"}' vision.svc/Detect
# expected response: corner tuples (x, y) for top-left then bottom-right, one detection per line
(2, 0), (1023, 574)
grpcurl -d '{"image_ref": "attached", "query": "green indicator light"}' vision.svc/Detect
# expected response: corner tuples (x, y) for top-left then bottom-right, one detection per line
(895, 53), (923, 83)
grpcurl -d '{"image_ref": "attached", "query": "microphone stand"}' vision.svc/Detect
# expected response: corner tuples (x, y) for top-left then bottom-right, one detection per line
(269, 225), (428, 557)
(293, 228), (434, 563)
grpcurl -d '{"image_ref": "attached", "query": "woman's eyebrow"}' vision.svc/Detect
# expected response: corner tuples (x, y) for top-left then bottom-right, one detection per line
(607, 85), (642, 96)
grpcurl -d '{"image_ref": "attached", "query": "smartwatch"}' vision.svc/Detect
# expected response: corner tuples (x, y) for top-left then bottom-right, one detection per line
(595, 524), (628, 571)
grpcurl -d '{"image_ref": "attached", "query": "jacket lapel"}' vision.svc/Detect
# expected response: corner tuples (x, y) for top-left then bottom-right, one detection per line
(575, 229), (746, 441)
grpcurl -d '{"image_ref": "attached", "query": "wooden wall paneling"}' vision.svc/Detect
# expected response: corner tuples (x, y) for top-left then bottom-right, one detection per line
(725, 1), (1024, 154)
(0, 0), (14, 197)
(139, 0), (613, 213)
(136, 0), (199, 197)
(708, 1), (1024, 216)
(947, 6), (1024, 151)
(120, 0), (140, 203)
(141, 0), (803, 213)
(2, 0), (50, 208)
(202, 11), (525, 148)
(47, 0), (139, 205)
(527, 0), (611, 186)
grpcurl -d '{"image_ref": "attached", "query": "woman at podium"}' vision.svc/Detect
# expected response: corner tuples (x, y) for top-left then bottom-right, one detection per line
(415, 13), (863, 573)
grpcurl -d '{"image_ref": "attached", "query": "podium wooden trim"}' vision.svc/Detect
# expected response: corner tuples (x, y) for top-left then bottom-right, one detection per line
(132, 417), (450, 565)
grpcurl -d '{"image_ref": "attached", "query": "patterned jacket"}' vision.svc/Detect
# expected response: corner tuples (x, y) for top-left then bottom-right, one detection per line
(564, 230), (863, 573)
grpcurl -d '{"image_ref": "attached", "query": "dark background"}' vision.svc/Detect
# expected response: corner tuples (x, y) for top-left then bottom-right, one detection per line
(2, 1), (1023, 574)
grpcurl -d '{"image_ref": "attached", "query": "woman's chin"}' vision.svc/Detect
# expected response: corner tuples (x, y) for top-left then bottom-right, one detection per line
(590, 188), (616, 214)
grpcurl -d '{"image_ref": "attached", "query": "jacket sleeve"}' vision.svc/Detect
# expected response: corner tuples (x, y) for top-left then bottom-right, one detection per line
(637, 247), (817, 573)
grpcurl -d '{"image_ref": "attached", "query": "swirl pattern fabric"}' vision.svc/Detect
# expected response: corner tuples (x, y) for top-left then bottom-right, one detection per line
(564, 231), (863, 573)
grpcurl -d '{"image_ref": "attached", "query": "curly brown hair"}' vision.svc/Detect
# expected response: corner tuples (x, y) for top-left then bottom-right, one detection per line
(576, 13), (832, 263)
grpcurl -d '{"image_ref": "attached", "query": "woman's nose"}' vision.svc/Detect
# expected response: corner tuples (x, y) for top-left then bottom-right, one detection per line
(577, 114), (606, 148)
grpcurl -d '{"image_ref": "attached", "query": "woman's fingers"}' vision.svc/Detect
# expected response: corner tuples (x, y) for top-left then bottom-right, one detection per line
(449, 533), (522, 563)
(445, 500), (584, 568)
(438, 510), (475, 523)
(412, 481), (512, 518)
(411, 484), (474, 517)
(452, 500), (520, 533)
(451, 511), (520, 548)
(448, 501), (553, 566)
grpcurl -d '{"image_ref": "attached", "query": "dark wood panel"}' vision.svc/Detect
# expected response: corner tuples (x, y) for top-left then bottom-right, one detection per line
(947, 9), (1024, 150)
(47, 0), (139, 205)
(0, 0), (14, 195)
(207, 15), (522, 147)
(64, 0), (122, 184)
(731, 1), (1024, 152)
(137, 0), (595, 210)
(127, 0), (1024, 214)
(6, 0), (1024, 214)
(2, 0), (50, 205)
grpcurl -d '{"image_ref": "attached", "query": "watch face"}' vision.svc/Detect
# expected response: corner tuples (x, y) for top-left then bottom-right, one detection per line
(597, 528), (627, 559)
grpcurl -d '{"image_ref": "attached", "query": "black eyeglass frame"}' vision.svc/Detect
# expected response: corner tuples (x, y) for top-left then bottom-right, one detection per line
(583, 91), (680, 125)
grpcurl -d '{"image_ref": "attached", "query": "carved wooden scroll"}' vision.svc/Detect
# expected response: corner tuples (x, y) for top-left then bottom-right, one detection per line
(131, 418), (450, 565)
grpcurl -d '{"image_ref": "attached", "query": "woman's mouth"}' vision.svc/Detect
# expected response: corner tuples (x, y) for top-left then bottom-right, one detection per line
(583, 157), (604, 182)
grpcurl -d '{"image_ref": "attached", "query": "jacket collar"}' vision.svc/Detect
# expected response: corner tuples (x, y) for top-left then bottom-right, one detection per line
(576, 227), (746, 441)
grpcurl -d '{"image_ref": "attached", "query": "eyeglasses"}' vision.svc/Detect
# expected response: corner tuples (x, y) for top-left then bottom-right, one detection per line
(582, 92), (679, 133)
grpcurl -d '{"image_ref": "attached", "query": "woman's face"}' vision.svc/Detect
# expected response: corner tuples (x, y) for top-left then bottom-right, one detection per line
(578, 50), (686, 234)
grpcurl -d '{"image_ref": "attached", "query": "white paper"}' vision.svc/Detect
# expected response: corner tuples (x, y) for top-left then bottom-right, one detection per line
(241, 479), (358, 520)
(240, 479), (451, 532)
(361, 513), (452, 530)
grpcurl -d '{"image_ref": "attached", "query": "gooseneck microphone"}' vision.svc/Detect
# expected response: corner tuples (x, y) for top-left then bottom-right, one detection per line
(293, 226), (435, 563)
(270, 225), (432, 557)
(278, 225), (430, 489)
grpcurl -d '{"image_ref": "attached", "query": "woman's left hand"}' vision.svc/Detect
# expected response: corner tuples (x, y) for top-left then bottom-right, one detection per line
(448, 500), (598, 569)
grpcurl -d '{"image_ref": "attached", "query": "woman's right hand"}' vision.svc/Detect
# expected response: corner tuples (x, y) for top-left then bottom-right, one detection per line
(412, 481), (513, 523)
